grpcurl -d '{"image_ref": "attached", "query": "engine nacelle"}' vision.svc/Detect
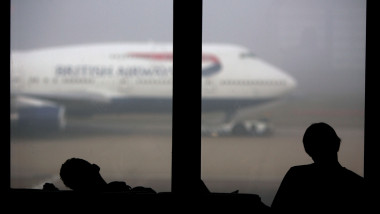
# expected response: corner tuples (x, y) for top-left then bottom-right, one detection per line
(14, 105), (66, 131)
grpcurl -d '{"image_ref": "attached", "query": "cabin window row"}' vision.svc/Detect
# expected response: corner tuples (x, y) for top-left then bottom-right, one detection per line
(136, 79), (172, 85)
(220, 79), (287, 86)
(27, 77), (95, 84)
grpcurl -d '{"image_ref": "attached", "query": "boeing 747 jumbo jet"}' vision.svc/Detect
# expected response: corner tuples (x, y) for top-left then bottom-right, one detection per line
(10, 43), (296, 135)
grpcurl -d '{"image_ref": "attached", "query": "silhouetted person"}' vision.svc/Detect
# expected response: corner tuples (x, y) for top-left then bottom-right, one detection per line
(59, 158), (130, 192)
(271, 123), (364, 212)
(53, 157), (156, 193)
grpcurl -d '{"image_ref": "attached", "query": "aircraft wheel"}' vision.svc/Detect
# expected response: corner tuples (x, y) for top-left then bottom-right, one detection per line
(232, 123), (251, 136)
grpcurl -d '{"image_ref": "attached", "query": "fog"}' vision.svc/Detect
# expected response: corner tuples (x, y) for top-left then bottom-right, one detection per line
(204, 0), (366, 97)
(10, 0), (366, 206)
(11, 0), (366, 96)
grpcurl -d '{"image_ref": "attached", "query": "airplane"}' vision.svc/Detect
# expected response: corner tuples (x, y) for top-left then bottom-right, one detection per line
(10, 42), (297, 136)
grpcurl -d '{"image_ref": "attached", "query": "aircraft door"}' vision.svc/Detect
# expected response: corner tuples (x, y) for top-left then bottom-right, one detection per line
(202, 78), (216, 94)
(118, 78), (133, 93)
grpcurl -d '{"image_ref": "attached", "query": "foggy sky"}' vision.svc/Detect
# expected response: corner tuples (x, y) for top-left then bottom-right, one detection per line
(10, 0), (367, 96)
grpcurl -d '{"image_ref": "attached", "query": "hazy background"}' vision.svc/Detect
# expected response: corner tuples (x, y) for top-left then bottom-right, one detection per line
(11, 0), (366, 206)
(11, 0), (366, 97)
(204, 0), (366, 97)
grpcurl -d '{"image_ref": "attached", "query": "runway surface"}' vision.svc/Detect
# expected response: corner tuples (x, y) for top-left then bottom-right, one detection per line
(10, 95), (365, 206)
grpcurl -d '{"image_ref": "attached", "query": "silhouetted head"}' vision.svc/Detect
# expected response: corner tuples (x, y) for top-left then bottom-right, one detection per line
(302, 123), (341, 164)
(60, 158), (107, 191)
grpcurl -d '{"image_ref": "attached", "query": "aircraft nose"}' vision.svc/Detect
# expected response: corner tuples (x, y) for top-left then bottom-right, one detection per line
(284, 74), (297, 92)
(286, 75), (297, 91)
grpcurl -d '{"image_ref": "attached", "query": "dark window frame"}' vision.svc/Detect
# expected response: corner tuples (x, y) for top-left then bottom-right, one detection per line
(171, 0), (203, 194)
(4, 0), (376, 205)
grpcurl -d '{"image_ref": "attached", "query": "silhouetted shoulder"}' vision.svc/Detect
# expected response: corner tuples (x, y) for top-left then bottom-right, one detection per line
(288, 164), (364, 191)
(341, 167), (364, 181)
(288, 164), (316, 173)
(283, 164), (322, 181)
(290, 164), (362, 179)
(272, 164), (364, 212)
(338, 167), (365, 193)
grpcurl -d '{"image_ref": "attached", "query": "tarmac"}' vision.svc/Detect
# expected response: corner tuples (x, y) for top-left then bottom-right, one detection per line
(10, 95), (365, 206)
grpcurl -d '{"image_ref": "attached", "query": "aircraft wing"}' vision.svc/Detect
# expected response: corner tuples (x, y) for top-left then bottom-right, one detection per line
(13, 89), (125, 105)
(11, 89), (126, 129)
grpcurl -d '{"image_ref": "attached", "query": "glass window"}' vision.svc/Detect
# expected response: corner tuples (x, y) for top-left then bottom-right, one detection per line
(11, 0), (173, 192)
(201, 0), (365, 206)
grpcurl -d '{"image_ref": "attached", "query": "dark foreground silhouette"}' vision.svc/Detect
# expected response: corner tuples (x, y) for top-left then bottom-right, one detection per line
(271, 122), (365, 212)
(40, 123), (367, 212)
(44, 157), (155, 193)
(38, 158), (269, 212)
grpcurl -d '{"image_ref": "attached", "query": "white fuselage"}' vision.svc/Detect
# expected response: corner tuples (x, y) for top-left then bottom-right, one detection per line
(11, 43), (296, 115)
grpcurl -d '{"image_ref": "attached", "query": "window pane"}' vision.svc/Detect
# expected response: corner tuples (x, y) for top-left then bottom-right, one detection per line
(11, 0), (173, 192)
(201, 0), (365, 206)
